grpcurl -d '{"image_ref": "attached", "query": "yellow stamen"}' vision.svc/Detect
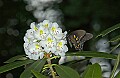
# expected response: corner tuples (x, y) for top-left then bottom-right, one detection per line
(40, 30), (43, 35)
(52, 27), (56, 31)
(45, 24), (48, 28)
(34, 26), (38, 31)
(47, 38), (53, 43)
(58, 42), (62, 47)
(35, 44), (40, 49)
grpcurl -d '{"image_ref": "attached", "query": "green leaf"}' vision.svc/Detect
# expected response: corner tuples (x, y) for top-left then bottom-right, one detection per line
(115, 71), (120, 78)
(96, 23), (120, 38)
(66, 51), (117, 59)
(82, 63), (102, 78)
(110, 53), (120, 78)
(110, 43), (120, 52)
(108, 35), (120, 43)
(17, 57), (28, 60)
(4, 55), (26, 63)
(0, 60), (34, 74)
(20, 58), (46, 78)
(55, 65), (80, 78)
(31, 70), (47, 78)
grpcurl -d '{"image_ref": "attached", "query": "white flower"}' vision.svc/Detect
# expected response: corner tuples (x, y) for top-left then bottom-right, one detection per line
(28, 42), (42, 53)
(30, 22), (38, 31)
(50, 23), (62, 35)
(55, 40), (68, 56)
(27, 42), (44, 60)
(24, 43), (30, 55)
(50, 22), (67, 40)
(40, 34), (56, 53)
(24, 36), (29, 43)
(25, 29), (34, 40)
(24, 20), (68, 60)
(34, 25), (49, 40)
(42, 20), (52, 28)
(27, 53), (40, 60)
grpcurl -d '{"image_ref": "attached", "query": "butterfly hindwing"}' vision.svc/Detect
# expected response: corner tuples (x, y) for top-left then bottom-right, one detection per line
(81, 33), (93, 43)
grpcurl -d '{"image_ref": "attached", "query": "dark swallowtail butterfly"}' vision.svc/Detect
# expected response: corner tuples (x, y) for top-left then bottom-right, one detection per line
(67, 30), (93, 50)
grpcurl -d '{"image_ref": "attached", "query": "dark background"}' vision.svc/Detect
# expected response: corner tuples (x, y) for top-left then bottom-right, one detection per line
(0, 0), (120, 77)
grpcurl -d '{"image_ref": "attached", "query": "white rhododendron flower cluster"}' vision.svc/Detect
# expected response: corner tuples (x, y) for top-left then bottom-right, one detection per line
(24, 20), (68, 60)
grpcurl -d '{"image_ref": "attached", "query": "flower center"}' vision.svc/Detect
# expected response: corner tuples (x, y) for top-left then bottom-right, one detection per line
(52, 27), (56, 31)
(47, 38), (53, 43)
(45, 24), (48, 28)
(34, 26), (38, 31)
(35, 44), (40, 49)
(40, 30), (43, 35)
(58, 42), (62, 47)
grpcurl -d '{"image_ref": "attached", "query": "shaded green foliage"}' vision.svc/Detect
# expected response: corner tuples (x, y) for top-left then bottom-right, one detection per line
(32, 70), (47, 78)
(82, 63), (102, 78)
(110, 53), (120, 78)
(115, 71), (120, 78)
(66, 51), (117, 59)
(96, 23), (120, 37)
(4, 55), (26, 63)
(0, 60), (34, 74)
(55, 65), (80, 78)
(20, 59), (46, 78)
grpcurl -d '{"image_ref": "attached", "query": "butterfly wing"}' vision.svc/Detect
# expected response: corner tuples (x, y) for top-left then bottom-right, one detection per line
(81, 33), (93, 43)
(78, 33), (93, 50)
(68, 30), (86, 50)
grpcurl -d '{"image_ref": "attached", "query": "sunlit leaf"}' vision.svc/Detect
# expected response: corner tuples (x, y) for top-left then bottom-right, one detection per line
(55, 65), (80, 78)
(110, 53), (120, 78)
(115, 71), (120, 78)
(82, 63), (102, 78)
(4, 55), (26, 63)
(96, 23), (120, 38)
(31, 70), (47, 78)
(66, 51), (117, 59)
(0, 60), (34, 74)
(20, 58), (46, 78)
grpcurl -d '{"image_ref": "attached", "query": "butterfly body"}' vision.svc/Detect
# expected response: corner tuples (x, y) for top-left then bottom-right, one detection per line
(67, 30), (93, 50)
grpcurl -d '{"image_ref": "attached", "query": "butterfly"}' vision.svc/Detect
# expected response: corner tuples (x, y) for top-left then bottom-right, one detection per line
(67, 30), (93, 50)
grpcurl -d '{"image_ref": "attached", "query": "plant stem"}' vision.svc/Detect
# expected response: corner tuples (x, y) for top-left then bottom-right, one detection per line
(47, 58), (56, 78)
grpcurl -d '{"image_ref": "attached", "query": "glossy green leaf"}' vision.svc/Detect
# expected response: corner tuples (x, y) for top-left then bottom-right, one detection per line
(108, 35), (120, 43)
(4, 55), (26, 63)
(66, 51), (117, 59)
(96, 23), (120, 38)
(55, 65), (80, 78)
(20, 58), (46, 78)
(0, 60), (34, 74)
(115, 71), (120, 78)
(110, 53), (120, 78)
(82, 63), (102, 78)
(31, 70), (47, 78)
